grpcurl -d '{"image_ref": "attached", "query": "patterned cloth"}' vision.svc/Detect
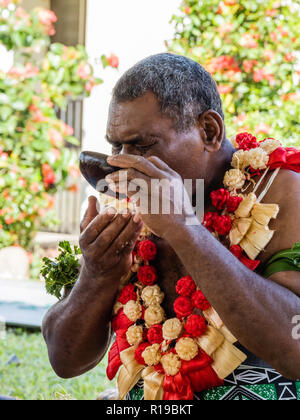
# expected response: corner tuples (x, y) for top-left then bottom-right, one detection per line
(127, 362), (300, 401)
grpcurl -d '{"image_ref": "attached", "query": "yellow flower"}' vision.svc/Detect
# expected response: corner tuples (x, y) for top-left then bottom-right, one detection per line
(123, 300), (142, 322)
(161, 353), (181, 376)
(142, 344), (161, 366)
(223, 169), (246, 191)
(126, 325), (144, 346)
(259, 139), (281, 155)
(245, 148), (269, 170)
(162, 318), (183, 341)
(141, 285), (164, 307)
(175, 337), (199, 361)
(144, 305), (165, 327)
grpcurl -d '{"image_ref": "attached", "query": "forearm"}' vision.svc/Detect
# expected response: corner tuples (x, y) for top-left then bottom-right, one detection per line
(165, 223), (300, 378)
(43, 263), (119, 378)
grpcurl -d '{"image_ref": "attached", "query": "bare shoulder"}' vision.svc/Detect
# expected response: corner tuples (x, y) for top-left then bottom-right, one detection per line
(259, 169), (300, 262)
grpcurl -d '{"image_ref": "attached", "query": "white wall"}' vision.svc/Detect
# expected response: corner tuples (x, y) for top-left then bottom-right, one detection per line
(82, 0), (181, 154)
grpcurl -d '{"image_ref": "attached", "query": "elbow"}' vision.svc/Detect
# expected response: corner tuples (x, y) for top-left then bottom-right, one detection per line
(276, 345), (300, 381)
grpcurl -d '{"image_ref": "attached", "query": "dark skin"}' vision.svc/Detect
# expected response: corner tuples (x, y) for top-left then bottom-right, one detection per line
(43, 92), (300, 380)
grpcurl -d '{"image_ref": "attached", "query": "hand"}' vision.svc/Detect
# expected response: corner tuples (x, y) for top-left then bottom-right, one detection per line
(106, 154), (198, 238)
(79, 196), (144, 280)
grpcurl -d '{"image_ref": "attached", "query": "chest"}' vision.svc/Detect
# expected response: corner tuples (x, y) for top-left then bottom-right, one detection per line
(150, 237), (190, 317)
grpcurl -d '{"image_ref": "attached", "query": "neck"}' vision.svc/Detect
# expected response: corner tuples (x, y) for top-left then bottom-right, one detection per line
(204, 139), (235, 208)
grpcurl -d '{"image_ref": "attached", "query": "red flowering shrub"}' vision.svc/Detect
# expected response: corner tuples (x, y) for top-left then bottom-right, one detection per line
(0, 0), (118, 252)
(168, 1), (300, 146)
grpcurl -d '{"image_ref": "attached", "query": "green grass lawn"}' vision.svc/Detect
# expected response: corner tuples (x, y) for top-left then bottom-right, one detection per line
(0, 329), (115, 400)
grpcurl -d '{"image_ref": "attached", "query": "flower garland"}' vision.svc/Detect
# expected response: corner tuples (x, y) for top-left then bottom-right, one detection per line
(106, 132), (300, 400)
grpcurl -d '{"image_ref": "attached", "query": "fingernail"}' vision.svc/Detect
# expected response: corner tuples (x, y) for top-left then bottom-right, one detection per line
(104, 206), (117, 215)
(133, 213), (141, 223)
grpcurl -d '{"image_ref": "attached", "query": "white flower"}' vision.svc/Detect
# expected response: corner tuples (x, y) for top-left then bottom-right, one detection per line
(245, 148), (269, 170)
(126, 325), (144, 346)
(162, 318), (183, 341)
(123, 300), (142, 322)
(161, 353), (181, 376)
(142, 344), (161, 366)
(141, 285), (164, 307)
(231, 150), (247, 170)
(223, 169), (246, 191)
(259, 139), (282, 155)
(144, 305), (165, 327)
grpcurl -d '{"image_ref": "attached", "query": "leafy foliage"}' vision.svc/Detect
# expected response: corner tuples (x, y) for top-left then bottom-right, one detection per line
(168, 0), (300, 145)
(41, 241), (81, 299)
(0, 0), (117, 252)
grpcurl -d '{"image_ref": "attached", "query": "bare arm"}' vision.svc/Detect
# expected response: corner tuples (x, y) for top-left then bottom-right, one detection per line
(42, 197), (143, 378)
(165, 223), (300, 380)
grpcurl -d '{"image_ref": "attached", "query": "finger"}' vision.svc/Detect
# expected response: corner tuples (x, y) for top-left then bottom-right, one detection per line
(80, 210), (117, 248)
(91, 212), (134, 255)
(106, 168), (149, 184)
(80, 196), (99, 233)
(104, 216), (144, 258)
(147, 155), (177, 175)
(107, 154), (163, 178)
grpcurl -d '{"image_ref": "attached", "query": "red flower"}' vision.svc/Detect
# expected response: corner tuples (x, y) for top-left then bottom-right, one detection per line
(284, 52), (294, 62)
(218, 85), (233, 95)
(202, 212), (218, 232)
(226, 195), (243, 213)
(147, 325), (163, 344)
(137, 265), (158, 286)
(174, 297), (194, 320)
(184, 314), (207, 338)
(213, 214), (232, 236)
(184, 6), (191, 14)
(107, 54), (119, 69)
(236, 132), (259, 151)
(176, 276), (196, 298)
(211, 188), (230, 211)
(135, 342), (150, 365)
(42, 163), (56, 186)
(137, 240), (157, 261)
(192, 290), (211, 311)
(118, 284), (137, 305)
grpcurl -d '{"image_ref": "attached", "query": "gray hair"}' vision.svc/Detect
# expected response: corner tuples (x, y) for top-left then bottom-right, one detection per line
(112, 53), (224, 132)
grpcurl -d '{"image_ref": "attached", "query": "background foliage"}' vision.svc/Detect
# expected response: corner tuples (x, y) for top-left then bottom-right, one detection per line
(0, 329), (112, 400)
(0, 0), (116, 252)
(168, 0), (300, 145)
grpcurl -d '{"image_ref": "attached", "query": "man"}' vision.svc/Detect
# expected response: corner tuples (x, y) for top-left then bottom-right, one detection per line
(43, 53), (300, 400)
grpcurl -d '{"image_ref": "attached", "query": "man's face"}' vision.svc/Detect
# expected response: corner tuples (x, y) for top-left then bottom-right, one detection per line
(106, 92), (207, 182)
